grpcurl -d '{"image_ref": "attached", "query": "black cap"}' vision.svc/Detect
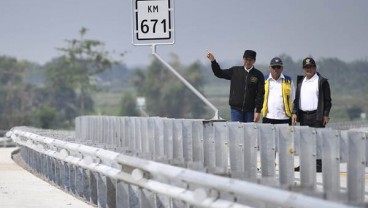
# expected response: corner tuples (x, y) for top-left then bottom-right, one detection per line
(270, 57), (283, 66)
(303, 57), (316, 68)
(243, 50), (256, 60)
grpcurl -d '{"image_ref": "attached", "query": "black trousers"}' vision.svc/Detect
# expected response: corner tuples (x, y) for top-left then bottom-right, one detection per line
(299, 111), (324, 128)
(262, 117), (291, 125)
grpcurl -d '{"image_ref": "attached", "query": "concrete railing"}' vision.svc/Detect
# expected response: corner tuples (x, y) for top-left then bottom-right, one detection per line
(6, 126), (353, 208)
(73, 116), (368, 207)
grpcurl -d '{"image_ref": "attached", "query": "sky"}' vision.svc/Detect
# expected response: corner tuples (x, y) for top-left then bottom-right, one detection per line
(1, 0), (368, 68)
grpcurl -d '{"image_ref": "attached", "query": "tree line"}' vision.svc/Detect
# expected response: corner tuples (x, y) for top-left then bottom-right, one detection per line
(0, 28), (207, 130)
(0, 28), (116, 129)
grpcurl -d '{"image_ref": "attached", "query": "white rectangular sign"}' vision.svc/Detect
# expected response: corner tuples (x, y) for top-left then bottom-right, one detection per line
(132, 0), (174, 45)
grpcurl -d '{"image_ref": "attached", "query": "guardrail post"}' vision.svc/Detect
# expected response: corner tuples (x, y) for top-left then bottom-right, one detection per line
(45, 155), (51, 181)
(155, 192), (170, 208)
(52, 157), (59, 184)
(134, 117), (142, 154)
(76, 167), (84, 197)
(106, 117), (112, 147)
(277, 125), (295, 186)
(107, 178), (117, 208)
(203, 121), (215, 171)
(129, 117), (137, 154)
(48, 155), (55, 182)
(243, 123), (258, 182)
(318, 129), (341, 199)
(147, 117), (156, 160)
(43, 154), (49, 179)
(154, 118), (166, 162)
(347, 131), (366, 204)
(64, 163), (71, 191)
(182, 119), (204, 170)
(97, 173), (107, 208)
(163, 118), (174, 162)
(33, 151), (39, 172)
(89, 171), (98, 205)
(101, 117), (108, 147)
(182, 119), (193, 163)
(298, 126), (317, 190)
(116, 181), (130, 207)
(192, 120), (204, 167)
(138, 188), (152, 208)
(96, 172), (117, 208)
(259, 124), (276, 185)
(81, 169), (90, 201)
(56, 160), (64, 186)
(117, 117), (125, 151)
(213, 121), (229, 175)
(123, 117), (131, 153)
(69, 164), (77, 194)
(112, 116), (121, 150)
(118, 180), (154, 208)
(228, 122), (245, 179)
(173, 119), (184, 166)
(139, 118), (150, 158)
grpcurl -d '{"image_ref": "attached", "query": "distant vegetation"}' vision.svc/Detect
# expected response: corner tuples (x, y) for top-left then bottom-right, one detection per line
(0, 30), (367, 129)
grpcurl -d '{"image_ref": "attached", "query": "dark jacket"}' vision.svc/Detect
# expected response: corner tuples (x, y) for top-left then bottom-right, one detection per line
(211, 60), (265, 112)
(292, 73), (332, 122)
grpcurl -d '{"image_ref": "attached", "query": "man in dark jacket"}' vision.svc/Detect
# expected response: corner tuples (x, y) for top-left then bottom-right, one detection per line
(292, 57), (332, 127)
(207, 50), (265, 122)
(292, 57), (332, 172)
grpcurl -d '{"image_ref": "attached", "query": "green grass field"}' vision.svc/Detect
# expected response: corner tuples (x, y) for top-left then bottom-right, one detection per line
(93, 83), (368, 122)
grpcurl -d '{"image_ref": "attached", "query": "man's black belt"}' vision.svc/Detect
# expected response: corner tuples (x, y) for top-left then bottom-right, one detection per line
(301, 110), (317, 115)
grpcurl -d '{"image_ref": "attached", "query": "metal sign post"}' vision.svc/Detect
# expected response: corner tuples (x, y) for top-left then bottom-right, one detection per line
(132, 0), (220, 119)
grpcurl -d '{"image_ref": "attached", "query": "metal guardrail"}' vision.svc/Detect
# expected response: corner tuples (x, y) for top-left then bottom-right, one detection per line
(328, 120), (368, 130)
(73, 116), (368, 207)
(7, 127), (352, 208)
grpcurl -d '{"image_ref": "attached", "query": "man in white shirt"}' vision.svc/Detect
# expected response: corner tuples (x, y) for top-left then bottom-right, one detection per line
(291, 57), (332, 172)
(292, 57), (331, 127)
(262, 57), (295, 125)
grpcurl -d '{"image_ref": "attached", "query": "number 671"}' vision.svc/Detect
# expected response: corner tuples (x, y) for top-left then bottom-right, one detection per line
(140, 19), (167, 33)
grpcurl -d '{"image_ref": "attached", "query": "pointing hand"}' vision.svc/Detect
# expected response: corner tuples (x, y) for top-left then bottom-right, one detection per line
(206, 50), (215, 61)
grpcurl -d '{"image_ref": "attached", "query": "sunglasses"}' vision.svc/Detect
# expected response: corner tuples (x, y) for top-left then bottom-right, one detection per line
(271, 66), (282, 69)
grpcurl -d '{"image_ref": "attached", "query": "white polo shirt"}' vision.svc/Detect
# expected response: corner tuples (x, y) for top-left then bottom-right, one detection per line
(266, 74), (295, 119)
(300, 73), (319, 111)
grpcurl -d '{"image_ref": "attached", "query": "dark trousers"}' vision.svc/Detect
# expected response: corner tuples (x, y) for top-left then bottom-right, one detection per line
(231, 108), (254, 122)
(299, 110), (324, 128)
(262, 117), (291, 125)
(300, 110), (324, 172)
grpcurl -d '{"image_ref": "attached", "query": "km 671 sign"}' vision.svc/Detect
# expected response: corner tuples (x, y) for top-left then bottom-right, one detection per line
(132, 0), (174, 45)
